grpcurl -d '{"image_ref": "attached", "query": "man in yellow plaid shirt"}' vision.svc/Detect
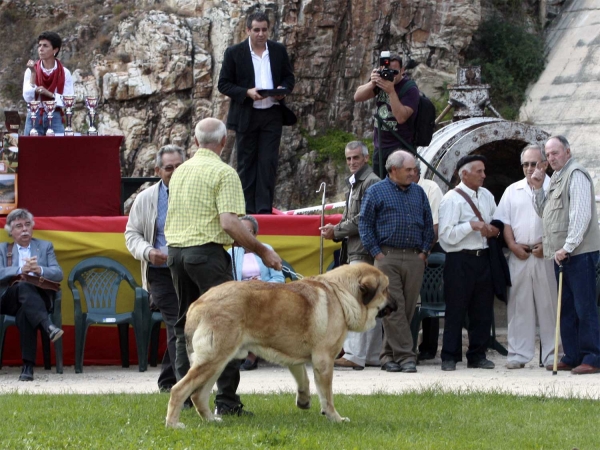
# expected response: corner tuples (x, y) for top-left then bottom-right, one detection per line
(165, 118), (282, 416)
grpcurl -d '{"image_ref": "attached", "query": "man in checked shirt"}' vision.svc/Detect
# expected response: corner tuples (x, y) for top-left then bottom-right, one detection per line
(359, 150), (434, 373)
(531, 135), (600, 375)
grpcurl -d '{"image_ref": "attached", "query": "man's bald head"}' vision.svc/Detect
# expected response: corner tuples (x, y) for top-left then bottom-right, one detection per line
(195, 118), (227, 148)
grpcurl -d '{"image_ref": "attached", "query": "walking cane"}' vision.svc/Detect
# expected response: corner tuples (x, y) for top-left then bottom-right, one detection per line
(316, 182), (326, 274)
(552, 263), (564, 375)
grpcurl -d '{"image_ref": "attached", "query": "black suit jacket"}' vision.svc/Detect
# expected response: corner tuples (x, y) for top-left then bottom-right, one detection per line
(218, 38), (296, 133)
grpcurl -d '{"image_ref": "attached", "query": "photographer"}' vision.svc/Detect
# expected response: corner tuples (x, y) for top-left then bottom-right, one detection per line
(354, 53), (419, 178)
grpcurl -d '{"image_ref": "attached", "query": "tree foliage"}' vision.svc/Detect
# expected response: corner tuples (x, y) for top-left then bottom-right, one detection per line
(466, 18), (546, 120)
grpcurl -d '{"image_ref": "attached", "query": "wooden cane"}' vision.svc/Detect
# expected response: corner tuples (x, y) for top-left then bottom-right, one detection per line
(552, 264), (564, 375)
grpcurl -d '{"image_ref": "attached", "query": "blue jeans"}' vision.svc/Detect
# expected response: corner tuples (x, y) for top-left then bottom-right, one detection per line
(24, 110), (64, 136)
(555, 251), (600, 367)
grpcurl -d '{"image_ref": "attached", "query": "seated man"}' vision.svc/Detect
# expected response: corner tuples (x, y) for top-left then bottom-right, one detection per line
(0, 208), (63, 381)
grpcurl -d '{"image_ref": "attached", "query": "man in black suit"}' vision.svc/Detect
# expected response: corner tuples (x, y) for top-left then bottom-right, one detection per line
(218, 11), (296, 214)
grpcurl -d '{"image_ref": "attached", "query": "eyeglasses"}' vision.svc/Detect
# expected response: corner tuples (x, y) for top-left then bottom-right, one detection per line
(161, 164), (180, 172)
(521, 162), (539, 168)
(12, 222), (32, 230)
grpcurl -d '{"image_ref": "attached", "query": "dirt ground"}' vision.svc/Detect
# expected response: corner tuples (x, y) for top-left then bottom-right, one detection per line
(2, 330), (600, 399)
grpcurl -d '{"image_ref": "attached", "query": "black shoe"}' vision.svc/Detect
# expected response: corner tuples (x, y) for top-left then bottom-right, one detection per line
(214, 404), (254, 417)
(240, 358), (258, 371)
(381, 361), (402, 372)
(441, 360), (456, 371)
(19, 364), (34, 381)
(467, 359), (495, 369)
(417, 351), (435, 362)
(48, 325), (64, 343)
(400, 361), (417, 373)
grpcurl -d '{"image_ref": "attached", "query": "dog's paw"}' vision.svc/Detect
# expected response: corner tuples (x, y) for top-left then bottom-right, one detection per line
(207, 416), (223, 423)
(296, 400), (311, 410)
(341, 417), (350, 422)
(165, 421), (186, 429)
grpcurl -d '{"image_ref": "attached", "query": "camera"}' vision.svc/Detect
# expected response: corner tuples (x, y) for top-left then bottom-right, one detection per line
(377, 51), (399, 82)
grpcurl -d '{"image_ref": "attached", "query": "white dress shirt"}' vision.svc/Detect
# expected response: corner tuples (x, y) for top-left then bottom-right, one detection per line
(418, 178), (443, 225)
(16, 244), (42, 276)
(438, 181), (497, 252)
(495, 175), (550, 246)
(249, 40), (277, 109)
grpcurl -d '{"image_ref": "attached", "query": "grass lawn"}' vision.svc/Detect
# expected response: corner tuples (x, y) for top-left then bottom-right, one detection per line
(1, 390), (598, 449)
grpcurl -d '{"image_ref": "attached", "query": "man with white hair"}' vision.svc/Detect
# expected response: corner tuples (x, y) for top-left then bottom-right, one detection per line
(125, 144), (186, 392)
(494, 145), (559, 369)
(0, 208), (63, 381)
(320, 141), (381, 371)
(165, 118), (282, 416)
(438, 155), (500, 371)
(531, 135), (600, 375)
(360, 150), (434, 373)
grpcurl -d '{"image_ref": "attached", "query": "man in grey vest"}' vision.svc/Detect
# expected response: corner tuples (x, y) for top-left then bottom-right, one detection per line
(531, 135), (600, 375)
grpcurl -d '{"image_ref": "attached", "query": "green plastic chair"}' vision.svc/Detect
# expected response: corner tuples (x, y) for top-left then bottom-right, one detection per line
(410, 252), (446, 352)
(68, 257), (151, 373)
(0, 290), (63, 373)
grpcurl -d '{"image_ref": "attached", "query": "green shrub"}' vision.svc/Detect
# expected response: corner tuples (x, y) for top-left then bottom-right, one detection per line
(304, 129), (371, 164)
(465, 18), (545, 120)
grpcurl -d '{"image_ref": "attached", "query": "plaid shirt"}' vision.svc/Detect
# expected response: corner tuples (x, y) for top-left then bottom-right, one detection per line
(359, 176), (434, 257)
(165, 148), (246, 248)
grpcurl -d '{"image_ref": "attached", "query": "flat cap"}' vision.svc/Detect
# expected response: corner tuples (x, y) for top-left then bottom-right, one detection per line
(456, 154), (487, 171)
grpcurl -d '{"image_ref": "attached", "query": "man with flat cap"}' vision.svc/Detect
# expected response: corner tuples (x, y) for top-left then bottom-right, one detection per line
(438, 155), (500, 371)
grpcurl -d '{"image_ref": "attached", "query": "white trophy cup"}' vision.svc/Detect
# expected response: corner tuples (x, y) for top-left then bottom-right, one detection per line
(63, 96), (76, 136)
(28, 101), (41, 136)
(85, 96), (98, 136)
(42, 100), (56, 136)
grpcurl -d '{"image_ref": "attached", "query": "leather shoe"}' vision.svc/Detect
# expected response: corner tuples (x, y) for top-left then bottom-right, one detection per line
(214, 404), (254, 417)
(19, 364), (34, 382)
(545, 361), (573, 371)
(571, 363), (600, 375)
(334, 357), (364, 370)
(381, 361), (402, 372)
(400, 361), (417, 373)
(48, 325), (64, 343)
(441, 360), (456, 371)
(467, 359), (495, 369)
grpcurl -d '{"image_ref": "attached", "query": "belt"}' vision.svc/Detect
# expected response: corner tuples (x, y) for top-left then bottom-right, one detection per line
(381, 246), (421, 255)
(460, 248), (489, 256)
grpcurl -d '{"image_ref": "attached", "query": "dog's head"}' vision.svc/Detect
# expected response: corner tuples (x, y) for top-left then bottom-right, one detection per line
(356, 264), (391, 317)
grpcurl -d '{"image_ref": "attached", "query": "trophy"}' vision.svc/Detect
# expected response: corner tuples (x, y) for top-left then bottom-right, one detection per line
(63, 96), (76, 136)
(85, 96), (98, 136)
(42, 100), (56, 136)
(28, 101), (41, 136)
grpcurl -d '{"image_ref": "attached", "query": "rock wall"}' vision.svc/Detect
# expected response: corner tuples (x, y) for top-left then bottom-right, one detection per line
(1, 0), (483, 209)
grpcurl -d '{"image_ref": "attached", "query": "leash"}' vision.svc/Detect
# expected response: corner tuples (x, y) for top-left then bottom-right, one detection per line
(281, 266), (304, 280)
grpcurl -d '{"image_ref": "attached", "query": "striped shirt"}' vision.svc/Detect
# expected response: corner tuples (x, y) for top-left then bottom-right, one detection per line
(359, 177), (434, 257)
(165, 148), (246, 248)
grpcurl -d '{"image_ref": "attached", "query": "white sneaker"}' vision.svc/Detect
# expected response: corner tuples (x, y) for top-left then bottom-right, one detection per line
(506, 361), (525, 369)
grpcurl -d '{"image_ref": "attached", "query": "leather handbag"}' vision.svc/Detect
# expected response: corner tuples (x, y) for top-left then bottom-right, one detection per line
(7, 243), (61, 292)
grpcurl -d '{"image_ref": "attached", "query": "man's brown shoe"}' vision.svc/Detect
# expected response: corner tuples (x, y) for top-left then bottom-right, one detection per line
(545, 362), (573, 371)
(334, 357), (364, 371)
(571, 364), (600, 375)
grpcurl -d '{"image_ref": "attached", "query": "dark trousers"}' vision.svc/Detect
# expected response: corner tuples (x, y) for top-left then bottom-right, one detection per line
(168, 243), (242, 408)
(441, 251), (494, 363)
(419, 318), (439, 356)
(235, 106), (283, 214)
(147, 267), (179, 390)
(555, 251), (600, 368)
(0, 283), (51, 364)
